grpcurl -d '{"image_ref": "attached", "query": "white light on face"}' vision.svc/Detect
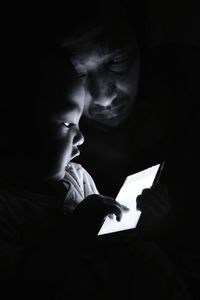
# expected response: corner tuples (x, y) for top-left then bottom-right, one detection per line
(98, 164), (160, 235)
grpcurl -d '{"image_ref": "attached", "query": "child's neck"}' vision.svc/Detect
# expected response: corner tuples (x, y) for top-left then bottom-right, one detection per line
(0, 159), (68, 199)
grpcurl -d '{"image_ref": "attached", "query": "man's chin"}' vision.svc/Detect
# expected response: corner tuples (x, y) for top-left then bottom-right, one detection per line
(92, 112), (130, 128)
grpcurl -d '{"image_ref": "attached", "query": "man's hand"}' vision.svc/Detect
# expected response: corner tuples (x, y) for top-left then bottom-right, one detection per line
(136, 184), (170, 236)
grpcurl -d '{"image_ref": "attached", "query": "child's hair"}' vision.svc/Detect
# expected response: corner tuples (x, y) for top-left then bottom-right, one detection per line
(1, 8), (62, 149)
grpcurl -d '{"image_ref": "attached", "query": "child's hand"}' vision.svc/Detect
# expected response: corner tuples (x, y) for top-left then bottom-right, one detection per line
(70, 194), (129, 238)
(75, 193), (129, 222)
(136, 184), (170, 236)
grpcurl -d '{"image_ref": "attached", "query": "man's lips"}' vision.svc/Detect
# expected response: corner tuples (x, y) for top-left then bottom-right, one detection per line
(90, 103), (128, 118)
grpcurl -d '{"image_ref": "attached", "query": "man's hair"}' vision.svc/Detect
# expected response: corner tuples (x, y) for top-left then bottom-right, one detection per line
(57, 0), (148, 51)
(2, 0), (148, 98)
(1, 1), (148, 142)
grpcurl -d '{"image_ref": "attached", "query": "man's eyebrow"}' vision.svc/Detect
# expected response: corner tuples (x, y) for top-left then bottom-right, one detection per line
(108, 44), (136, 57)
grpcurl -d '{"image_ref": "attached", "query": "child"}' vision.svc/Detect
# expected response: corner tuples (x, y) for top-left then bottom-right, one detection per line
(0, 50), (132, 296)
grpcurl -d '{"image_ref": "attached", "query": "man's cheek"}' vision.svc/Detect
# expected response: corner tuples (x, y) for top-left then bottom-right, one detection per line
(83, 102), (91, 117)
(118, 72), (139, 96)
(117, 80), (134, 95)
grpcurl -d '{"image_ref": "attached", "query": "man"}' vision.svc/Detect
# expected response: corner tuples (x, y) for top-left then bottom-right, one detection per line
(59, 3), (200, 298)
(60, 2), (195, 197)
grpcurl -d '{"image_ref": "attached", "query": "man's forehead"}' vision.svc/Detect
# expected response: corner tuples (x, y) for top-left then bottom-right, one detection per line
(70, 42), (137, 66)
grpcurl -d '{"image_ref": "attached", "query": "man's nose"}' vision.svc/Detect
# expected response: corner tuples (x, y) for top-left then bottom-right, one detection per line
(93, 96), (115, 107)
(86, 73), (117, 107)
(73, 127), (84, 146)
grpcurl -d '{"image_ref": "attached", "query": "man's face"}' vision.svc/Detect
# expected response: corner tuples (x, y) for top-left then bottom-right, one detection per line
(69, 36), (140, 127)
(33, 55), (85, 181)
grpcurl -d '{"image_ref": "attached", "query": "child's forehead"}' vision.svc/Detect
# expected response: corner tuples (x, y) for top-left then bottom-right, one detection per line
(40, 85), (85, 115)
(50, 95), (84, 112)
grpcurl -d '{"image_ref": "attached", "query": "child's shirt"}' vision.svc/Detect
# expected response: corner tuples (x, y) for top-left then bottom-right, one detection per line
(0, 162), (98, 281)
(63, 162), (98, 213)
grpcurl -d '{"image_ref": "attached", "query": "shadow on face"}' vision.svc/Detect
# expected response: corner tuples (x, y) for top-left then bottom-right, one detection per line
(1, 55), (85, 182)
(33, 55), (85, 181)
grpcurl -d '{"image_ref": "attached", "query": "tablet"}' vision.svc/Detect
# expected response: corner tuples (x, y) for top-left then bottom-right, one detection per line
(98, 163), (161, 235)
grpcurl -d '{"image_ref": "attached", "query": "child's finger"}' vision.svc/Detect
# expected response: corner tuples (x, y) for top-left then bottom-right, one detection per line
(107, 204), (129, 221)
(100, 196), (129, 219)
(108, 214), (114, 219)
(79, 194), (129, 222)
(121, 204), (130, 212)
(106, 204), (123, 221)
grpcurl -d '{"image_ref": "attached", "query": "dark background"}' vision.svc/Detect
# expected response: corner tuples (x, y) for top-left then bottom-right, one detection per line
(147, 0), (200, 47)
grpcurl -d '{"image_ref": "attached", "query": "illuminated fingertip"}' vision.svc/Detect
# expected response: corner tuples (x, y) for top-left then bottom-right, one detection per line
(123, 205), (130, 212)
(116, 215), (121, 222)
(108, 214), (114, 219)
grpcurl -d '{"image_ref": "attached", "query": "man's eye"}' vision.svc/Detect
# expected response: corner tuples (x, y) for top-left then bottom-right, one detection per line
(63, 122), (74, 128)
(111, 57), (127, 65)
(108, 55), (130, 73)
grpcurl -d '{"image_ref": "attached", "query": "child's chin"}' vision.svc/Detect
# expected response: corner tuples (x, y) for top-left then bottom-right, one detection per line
(55, 170), (66, 181)
(45, 169), (66, 182)
(70, 150), (80, 160)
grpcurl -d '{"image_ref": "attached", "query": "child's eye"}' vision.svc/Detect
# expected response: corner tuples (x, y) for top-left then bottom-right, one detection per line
(63, 122), (74, 128)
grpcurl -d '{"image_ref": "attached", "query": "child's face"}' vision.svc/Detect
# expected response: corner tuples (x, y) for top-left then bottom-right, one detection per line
(33, 55), (85, 181)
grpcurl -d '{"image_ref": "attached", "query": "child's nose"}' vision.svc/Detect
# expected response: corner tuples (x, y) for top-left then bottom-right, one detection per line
(74, 128), (84, 146)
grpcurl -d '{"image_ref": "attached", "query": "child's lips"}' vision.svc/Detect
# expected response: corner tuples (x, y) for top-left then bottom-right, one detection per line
(71, 147), (80, 159)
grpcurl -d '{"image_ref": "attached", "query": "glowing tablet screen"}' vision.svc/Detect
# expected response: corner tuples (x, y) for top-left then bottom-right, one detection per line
(98, 164), (160, 235)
